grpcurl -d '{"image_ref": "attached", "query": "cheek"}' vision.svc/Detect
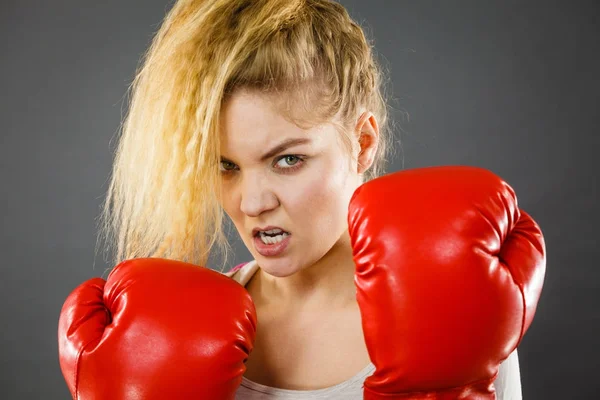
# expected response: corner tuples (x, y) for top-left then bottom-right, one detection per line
(284, 159), (357, 239)
(220, 182), (242, 224)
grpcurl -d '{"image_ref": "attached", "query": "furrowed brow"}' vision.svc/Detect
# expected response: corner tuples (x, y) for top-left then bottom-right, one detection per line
(259, 138), (311, 161)
(221, 137), (311, 163)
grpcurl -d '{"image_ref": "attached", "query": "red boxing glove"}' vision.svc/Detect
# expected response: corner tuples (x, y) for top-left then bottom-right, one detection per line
(58, 258), (256, 400)
(349, 166), (546, 399)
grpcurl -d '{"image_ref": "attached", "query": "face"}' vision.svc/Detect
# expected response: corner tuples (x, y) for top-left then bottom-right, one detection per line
(219, 90), (374, 277)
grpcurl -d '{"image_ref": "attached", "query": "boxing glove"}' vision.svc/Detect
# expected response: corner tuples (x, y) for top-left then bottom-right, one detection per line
(348, 166), (545, 399)
(58, 257), (256, 400)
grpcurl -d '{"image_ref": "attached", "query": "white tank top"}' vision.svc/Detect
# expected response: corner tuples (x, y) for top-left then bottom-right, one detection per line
(225, 260), (522, 399)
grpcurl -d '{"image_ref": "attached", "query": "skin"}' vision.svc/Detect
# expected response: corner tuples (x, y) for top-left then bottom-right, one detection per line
(219, 88), (380, 389)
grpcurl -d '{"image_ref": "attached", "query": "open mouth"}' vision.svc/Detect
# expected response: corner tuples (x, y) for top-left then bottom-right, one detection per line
(256, 228), (290, 245)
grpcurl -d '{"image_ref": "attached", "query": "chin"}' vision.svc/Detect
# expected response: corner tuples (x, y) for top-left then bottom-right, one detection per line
(255, 256), (300, 278)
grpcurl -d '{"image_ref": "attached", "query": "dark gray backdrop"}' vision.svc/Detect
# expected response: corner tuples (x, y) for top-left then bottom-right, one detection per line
(1, 0), (598, 398)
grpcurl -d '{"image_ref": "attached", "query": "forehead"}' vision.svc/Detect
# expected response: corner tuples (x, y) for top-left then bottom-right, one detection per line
(221, 91), (292, 135)
(219, 90), (334, 151)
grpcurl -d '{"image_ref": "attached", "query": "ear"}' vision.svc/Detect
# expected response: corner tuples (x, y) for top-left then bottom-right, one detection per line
(354, 111), (380, 175)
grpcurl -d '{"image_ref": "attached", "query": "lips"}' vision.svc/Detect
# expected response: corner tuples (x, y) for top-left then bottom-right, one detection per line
(252, 225), (289, 237)
(251, 225), (291, 257)
(253, 229), (291, 257)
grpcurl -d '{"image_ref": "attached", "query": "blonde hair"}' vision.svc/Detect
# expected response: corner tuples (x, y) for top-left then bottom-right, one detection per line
(97, 0), (395, 271)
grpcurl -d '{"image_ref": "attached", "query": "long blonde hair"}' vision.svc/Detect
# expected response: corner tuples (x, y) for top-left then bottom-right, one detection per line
(97, 0), (395, 271)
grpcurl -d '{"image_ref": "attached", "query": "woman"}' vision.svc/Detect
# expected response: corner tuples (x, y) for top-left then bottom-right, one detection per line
(218, 91), (524, 399)
(59, 0), (543, 398)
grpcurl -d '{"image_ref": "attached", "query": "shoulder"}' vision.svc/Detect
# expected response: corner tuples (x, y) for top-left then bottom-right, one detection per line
(494, 349), (522, 399)
(223, 259), (259, 287)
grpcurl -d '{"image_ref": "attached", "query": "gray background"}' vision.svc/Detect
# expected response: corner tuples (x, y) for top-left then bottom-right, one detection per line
(1, 0), (598, 398)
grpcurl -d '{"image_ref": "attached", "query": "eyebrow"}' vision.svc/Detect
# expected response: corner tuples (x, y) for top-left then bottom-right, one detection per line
(222, 137), (312, 162)
(260, 137), (312, 161)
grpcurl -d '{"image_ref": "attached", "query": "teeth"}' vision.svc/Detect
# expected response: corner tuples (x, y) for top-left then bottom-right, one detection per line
(264, 228), (282, 234)
(259, 232), (289, 244)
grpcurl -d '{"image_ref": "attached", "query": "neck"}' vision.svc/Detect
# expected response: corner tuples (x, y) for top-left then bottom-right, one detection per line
(252, 230), (357, 311)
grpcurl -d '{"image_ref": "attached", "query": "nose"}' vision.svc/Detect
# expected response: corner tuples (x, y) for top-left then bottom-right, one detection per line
(239, 172), (279, 217)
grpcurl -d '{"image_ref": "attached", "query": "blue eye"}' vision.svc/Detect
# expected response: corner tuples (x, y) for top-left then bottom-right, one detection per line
(275, 155), (301, 168)
(273, 155), (306, 173)
(219, 161), (237, 172)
